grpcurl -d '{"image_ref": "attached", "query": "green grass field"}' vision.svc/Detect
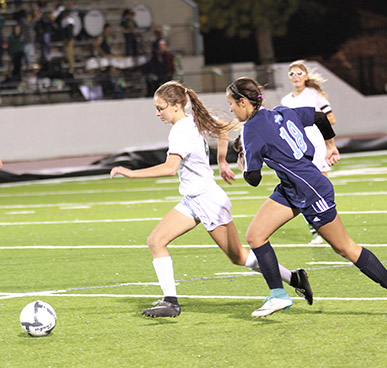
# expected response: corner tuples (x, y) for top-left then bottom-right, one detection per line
(0, 151), (386, 367)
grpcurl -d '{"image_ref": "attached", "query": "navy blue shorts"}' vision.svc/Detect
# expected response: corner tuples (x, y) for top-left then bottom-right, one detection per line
(270, 184), (337, 228)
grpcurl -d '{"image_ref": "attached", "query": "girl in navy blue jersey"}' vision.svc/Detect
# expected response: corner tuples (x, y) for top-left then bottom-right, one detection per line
(215, 77), (387, 318)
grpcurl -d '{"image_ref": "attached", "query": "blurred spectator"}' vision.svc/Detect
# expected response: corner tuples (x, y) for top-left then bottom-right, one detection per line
(159, 39), (175, 82)
(37, 1), (48, 9)
(7, 24), (25, 81)
(51, 2), (65, 42)
(14, 0), (23, 10)
(142, 49), (164, 97)
(99, 66), (126, 99)
(61, 9), (75, 73)
(34, 9), (52, 64)
(0, 7), (5, 68)
(151, 28), (164, 55)
(142, 39), (174, 97)
(95, 23), (116, 57)
(17, 9), (36, 68)
(120, 8), (137, 57)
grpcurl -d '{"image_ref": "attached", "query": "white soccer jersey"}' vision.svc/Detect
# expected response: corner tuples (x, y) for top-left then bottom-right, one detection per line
(281, 87), (332, 114)
(281, 87), (332, 172)
(168, 115), (215, 196)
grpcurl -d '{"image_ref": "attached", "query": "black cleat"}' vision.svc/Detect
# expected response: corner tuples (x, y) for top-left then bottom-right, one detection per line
(290, 268), (313, 305)
(142, 299), (181, 318)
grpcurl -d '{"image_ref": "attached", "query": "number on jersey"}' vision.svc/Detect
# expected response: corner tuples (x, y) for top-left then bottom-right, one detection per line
(279, 120), (307, 159)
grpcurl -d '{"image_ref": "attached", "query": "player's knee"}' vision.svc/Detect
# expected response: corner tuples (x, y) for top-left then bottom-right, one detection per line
(147, 234), (160, 250)
(245, 229), (266, 248)
(329, 238), (360, 259)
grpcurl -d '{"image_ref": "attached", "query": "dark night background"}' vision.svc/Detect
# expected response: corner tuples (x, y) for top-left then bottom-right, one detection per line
(201, 0), (387, 65)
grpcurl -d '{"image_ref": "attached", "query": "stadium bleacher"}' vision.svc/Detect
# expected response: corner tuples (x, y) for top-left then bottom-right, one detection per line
(0, 0), (154, 106)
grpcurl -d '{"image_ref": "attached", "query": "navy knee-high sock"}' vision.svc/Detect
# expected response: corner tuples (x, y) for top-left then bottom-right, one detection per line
(355, 247), (387, 289)
(252, 241), (283, 290)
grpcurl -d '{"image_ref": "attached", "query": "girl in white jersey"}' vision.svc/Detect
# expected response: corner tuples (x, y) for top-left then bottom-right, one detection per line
(110, 81), (313, 318)
(281, 60), (337, 244)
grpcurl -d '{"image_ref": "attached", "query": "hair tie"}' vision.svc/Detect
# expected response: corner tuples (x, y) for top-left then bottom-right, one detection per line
(258, 94), (262, 98)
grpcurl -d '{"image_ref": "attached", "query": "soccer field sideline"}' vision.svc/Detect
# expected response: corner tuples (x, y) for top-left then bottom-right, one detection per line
(1, 293), (386, 301)
(1, 153), (386, 315)
(1, 244), (386, 249)
(2, 260), (387, 301)
(1, 241), (386, 301)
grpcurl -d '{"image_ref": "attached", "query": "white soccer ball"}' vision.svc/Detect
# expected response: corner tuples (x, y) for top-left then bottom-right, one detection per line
(20, 300), (57, 337)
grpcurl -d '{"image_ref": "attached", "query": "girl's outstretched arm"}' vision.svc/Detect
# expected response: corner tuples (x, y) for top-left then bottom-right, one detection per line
(110, 154), (182, 179)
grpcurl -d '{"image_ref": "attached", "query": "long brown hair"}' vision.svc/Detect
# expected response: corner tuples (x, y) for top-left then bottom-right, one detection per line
(154, 81), (226, 136)
(288, 60), (328, 99)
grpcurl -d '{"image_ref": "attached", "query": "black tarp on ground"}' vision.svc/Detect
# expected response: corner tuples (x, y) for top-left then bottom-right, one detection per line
(0, 146), (239, 184)
(0, 136), (386, 184)
(335, 135), (387, 153)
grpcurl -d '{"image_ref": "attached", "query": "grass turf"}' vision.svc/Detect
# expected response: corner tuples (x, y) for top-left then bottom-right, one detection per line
(0, 152), (386, 367)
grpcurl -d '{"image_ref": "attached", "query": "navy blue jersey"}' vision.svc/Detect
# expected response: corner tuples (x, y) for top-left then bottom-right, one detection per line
(241, 106), (334, 208)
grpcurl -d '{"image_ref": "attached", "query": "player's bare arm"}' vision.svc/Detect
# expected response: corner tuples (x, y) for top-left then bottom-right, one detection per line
(325, 138), (340, 166)
(217, 131), (235, 185)
(110, 154), (182, 179)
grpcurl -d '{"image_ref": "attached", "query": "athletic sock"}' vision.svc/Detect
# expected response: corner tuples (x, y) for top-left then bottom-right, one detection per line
(278, 264), (292, 284)
(270, 288), (291, 300)
(152, 256), (177, 297)
(164, 296), (179, 305)
(252, 241), (283, 289)
(245, 249), (292, 284)
(355, 247), (387, 289)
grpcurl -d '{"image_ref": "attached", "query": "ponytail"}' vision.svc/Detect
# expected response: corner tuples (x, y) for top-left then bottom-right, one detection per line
(186, 88), (226, 136)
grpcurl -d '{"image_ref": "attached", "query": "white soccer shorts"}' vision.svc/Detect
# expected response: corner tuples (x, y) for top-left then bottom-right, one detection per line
(175, 184), (233, 232)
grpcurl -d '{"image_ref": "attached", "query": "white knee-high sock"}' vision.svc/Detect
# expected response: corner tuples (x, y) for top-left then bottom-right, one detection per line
(152, 256), (177, 297)
(245, 249), (292, 284)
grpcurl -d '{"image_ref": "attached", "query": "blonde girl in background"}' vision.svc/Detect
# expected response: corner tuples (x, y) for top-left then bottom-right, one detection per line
(281, 60), (337, 244)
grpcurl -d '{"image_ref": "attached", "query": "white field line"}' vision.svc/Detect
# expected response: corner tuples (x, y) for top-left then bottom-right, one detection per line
(0, 292), (385, 301)
(0, 174), (109, 187)
(307, 261), (351, 265)
(1, 177), (387, 199)
(0, 187), (180, 198)
(5, 210), (36, 215)
(1, 261), (386, 301)
(0, 244), (386, 250)
(327, 167), (387, 177)
(157, 167), (387, 183)
(1, 211), (387, 226)
(0, 199), (176, 209)
(0, 164), (386, 197)
(1, 191), (387, 210)
(339, 150), (387, 158)
(1, 252), (386, 301)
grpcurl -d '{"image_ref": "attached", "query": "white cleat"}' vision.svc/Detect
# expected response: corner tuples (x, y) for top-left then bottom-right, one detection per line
(310, 233), (324, 245)
(251, 297), (293, 318)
